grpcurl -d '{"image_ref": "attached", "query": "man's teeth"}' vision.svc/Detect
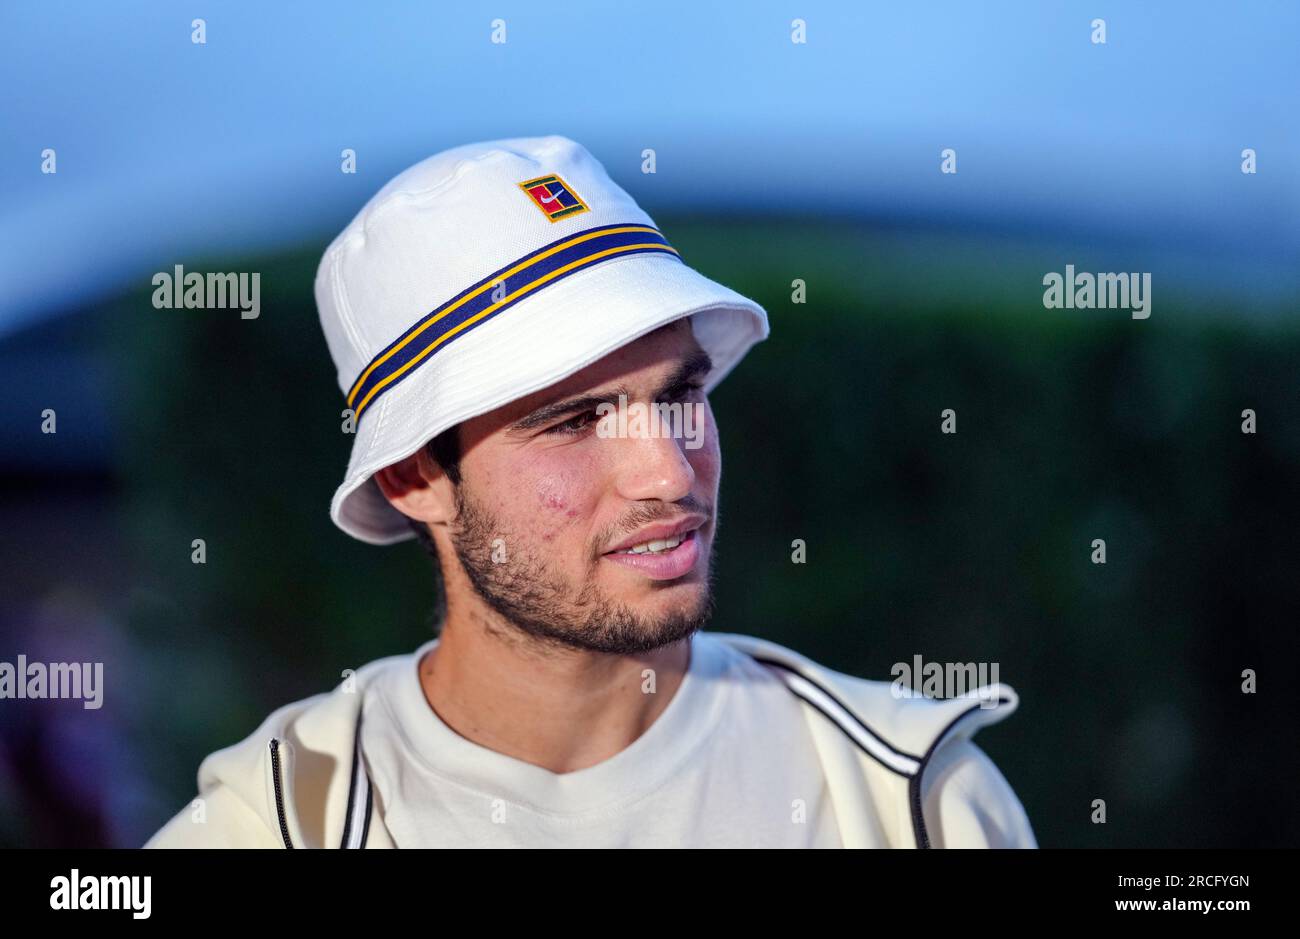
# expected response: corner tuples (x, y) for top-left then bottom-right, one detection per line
(622, 534), (685, 554)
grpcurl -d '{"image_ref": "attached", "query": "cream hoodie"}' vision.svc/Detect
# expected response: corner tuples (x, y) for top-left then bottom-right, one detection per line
(145, 632), (1036, 849)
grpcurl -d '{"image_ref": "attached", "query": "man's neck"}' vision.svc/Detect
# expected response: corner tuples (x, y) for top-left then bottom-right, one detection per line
(416, 610), (692, 775)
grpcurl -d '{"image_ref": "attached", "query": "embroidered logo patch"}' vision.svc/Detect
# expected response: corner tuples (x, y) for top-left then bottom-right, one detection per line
(518, 173), (589, 222)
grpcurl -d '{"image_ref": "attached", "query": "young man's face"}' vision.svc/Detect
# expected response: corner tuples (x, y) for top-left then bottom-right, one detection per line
(406, 319), (722, 655)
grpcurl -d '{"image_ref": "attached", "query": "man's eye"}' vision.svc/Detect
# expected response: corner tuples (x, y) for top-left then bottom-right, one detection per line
(545, 411), (598, 436)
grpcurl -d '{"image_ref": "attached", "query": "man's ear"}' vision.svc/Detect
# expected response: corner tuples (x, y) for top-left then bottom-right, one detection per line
(373, 447), (457, 526)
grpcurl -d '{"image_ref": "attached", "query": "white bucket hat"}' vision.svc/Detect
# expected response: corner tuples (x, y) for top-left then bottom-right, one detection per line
(315, 135), (769, 545)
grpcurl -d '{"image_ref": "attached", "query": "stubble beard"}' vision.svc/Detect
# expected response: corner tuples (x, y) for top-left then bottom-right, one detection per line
(448, 482), (716, 655)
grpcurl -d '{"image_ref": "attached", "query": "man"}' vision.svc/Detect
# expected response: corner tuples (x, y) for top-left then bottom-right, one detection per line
(146, 135), (1036, 848)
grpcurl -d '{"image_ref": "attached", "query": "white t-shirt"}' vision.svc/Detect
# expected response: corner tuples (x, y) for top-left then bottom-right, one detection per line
(359, 630), (844, 847)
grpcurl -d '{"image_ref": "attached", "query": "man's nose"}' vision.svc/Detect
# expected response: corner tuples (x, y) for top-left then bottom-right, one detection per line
(612, 431), (697, 503)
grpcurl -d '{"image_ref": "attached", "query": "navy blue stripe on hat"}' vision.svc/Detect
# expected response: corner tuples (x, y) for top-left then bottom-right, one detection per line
(346, 223), (681, 422)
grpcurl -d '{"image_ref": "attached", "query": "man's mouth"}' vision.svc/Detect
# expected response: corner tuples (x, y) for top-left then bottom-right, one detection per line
(609, 531), (691, 555)
(602, 522), (705, 581)
(603, 514), (707, 555)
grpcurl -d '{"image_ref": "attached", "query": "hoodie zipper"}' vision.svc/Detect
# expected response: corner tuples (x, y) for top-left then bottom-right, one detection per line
(269, 739), (295, 849)
(907, 696), (1012, 849)
(908, 770), (931, 849)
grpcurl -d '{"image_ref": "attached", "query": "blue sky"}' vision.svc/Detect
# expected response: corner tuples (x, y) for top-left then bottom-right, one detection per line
(2, 0), (1297, 335)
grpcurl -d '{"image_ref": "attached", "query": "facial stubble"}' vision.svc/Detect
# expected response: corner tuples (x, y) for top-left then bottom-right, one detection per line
(447, 481), (716, 655)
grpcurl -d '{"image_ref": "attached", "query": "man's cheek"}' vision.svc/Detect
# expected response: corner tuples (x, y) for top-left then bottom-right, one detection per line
(689, 432), (722, 486)
(533, 472), (594, 541)
(693, 405), (721, 469)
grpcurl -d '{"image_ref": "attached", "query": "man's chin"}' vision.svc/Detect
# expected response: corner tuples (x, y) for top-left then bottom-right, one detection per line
(605, 571), (709, 610)
(607, 609), (709, 655)
(631, 590), (714, 640)
(566, 582), (713, 655)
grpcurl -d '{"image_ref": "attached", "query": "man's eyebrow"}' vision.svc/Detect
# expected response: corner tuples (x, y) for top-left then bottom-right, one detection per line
(657, 349), (714, 395)
(507, 349), (714, 434)
(508, 387), (630, 433)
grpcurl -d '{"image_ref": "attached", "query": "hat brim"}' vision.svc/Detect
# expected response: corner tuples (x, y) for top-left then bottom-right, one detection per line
(330, 251), (769, 545)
